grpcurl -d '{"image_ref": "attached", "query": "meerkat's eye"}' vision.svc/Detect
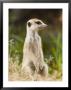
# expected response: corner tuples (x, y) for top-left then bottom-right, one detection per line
(28, 22), (31, 27)
(35, 21), (42, 25)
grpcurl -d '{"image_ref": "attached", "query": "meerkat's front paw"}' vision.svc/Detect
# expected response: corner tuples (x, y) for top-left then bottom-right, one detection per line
(38, 63), (48, 77)
(39, 62), (44, 70)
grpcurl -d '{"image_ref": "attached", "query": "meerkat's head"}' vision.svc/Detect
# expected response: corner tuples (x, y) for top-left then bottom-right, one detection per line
(27, 18), (48, 32)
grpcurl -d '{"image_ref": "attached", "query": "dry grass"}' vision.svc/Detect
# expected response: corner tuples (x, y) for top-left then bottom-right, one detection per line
(8, 58), (62, 81)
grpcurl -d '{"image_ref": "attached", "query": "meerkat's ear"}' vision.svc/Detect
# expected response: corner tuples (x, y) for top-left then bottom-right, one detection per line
(27, 22), (31, 27)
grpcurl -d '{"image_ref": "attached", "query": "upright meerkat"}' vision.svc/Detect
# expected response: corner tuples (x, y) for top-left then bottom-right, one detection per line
(22, 18), (48, 80)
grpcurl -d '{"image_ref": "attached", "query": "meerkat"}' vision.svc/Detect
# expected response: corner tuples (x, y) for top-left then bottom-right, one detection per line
(22, 18), (48, 80)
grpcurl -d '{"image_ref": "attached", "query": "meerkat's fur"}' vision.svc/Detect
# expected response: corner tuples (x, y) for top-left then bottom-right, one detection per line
(22, 18), (48, 80)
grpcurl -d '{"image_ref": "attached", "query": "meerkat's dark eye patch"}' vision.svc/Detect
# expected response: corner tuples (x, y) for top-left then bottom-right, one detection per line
(35, 21), (42, 25)
(28, 22), (31, 27)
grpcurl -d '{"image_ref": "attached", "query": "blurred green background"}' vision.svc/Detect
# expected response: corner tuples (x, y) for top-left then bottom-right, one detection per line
(9, 9), (62, 78)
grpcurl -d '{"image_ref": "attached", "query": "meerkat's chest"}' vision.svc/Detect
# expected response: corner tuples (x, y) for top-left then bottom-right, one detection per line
(24, 35), (42, 60)
(29, 36), (40, 53)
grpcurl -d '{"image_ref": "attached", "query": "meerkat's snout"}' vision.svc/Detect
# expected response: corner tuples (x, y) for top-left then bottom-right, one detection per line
(27, 18), (48, 32)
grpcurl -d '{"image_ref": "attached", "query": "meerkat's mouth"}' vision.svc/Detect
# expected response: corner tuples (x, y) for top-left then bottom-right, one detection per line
(38, 24), (48, 31)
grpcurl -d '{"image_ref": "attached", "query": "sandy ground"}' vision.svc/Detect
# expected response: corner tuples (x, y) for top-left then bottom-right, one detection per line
(9, 70), (62, 81)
